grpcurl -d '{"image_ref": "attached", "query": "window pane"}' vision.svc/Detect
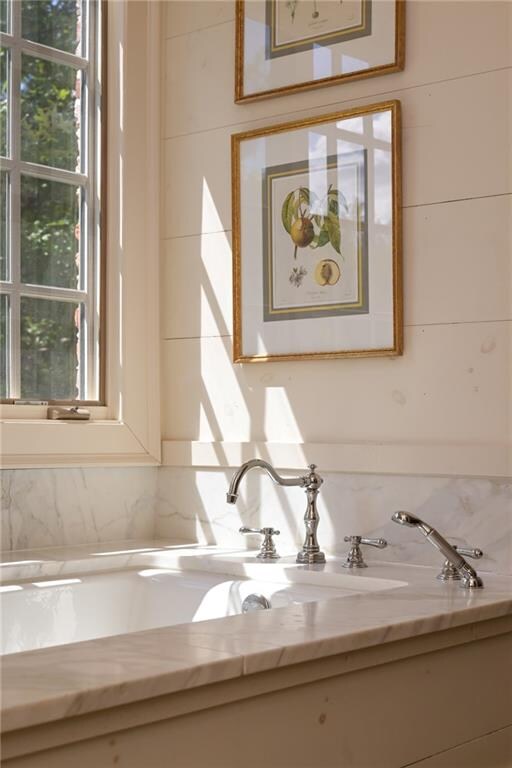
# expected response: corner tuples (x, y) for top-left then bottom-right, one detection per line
(21, 176), (81, 289)
(0, 1), (9, 34)
(0, 46), (8, 157)
(21, 296), (83, 400)
(21, 0), (82, 56)
(0, 170), (8, 281)
(0, 293), (8, 398)
(21, 55), (82, 172)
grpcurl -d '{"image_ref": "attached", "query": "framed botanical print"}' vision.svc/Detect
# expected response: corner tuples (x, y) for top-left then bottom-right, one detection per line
(231, 100), (402, 362)
(235, 0), (405, 102)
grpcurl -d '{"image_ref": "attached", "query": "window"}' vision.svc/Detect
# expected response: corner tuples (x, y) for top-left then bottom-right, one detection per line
(0, 0), (103, 404)
(1, 1), (161, 468)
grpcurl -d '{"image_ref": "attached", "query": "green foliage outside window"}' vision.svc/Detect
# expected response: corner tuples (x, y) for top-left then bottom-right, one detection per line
(21, 0), (80, 54)
(21, 54), (81, 172)
(0, 294), (7, 399)
(21, 176), (80, 290)
(1, 1), (93, 401)
(0, 49), (9, 397)
(0, 0), (8, 34)
(21, 296), (80, 400)
(0, 47), (7, 157)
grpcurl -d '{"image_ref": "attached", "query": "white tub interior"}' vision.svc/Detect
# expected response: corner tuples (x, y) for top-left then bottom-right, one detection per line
(0, 566), (364, 655)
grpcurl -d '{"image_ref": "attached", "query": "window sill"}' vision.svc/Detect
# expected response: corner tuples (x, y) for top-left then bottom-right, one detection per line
(0, 405), (109, 420)
(1, 419), (160, 468)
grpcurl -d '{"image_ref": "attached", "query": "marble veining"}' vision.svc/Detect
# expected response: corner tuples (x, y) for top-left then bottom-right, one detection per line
(3, 466), (510, 576)
(1, 542), (512, 734)
(1, 467), (158, 551)
(156, 468), (512, 574)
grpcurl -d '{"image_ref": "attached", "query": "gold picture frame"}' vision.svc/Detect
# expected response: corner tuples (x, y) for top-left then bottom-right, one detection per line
(235, 0), (405, 103)
(232, 100), (403, 363)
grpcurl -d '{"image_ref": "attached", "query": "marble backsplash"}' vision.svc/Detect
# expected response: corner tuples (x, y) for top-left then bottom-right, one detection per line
(2, 465), (510, 576)
(1, 467), (158, 551)
(156, 467), (512, 576)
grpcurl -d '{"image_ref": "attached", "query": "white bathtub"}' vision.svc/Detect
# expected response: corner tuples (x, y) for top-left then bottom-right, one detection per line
(0, 566), (360, 655)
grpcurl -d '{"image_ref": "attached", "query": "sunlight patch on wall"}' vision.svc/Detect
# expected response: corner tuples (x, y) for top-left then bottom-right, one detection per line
(256, 474), (303, 544)
(198, 402), (216, 442)
(202, 178), (225, 234)
(193, 469), (242, 544)
(199, 230), (232, 337)
(200, 341), (251, 441)
(264, 387), (303, 442)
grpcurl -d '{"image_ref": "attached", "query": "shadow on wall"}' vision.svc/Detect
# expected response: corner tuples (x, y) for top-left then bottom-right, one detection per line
(161, 160), (511, 572)
(163, 173), (311, 545)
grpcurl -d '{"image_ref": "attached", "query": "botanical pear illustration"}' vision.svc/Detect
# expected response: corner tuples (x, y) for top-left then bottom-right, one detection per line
(291, 216), (315, 249)
(281, 185), (347, 260)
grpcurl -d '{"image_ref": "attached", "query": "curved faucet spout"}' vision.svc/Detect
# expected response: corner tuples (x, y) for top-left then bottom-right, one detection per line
(226, 459), (306, 504)
(226, 460), (326, 565)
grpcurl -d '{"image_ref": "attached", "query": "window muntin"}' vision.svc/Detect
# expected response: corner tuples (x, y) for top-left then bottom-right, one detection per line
(0, 0), (102, 404)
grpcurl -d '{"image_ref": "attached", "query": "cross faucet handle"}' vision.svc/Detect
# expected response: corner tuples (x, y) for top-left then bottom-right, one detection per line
(239, 527), (281, 560)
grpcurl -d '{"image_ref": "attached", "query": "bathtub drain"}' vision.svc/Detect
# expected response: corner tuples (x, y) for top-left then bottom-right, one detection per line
(241, 593), (272, 613)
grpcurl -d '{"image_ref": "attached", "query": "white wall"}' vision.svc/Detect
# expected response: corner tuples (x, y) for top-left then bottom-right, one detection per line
(161, 0), (511, 478)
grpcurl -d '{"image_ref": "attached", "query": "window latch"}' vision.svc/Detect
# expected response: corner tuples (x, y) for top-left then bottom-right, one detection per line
(47, 406), (91, 421)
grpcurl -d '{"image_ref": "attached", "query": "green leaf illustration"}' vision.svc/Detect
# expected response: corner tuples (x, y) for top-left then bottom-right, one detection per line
(296, 187), (311, 214)
(326, 213), (341, 255)
(310, 226), (330, 249)
(281, 187), (313, 234)
(328, 193), (339, 217)
(281, 191), (295, 234)
(326, 189), (348, 217)
(298, 187), (309, 199)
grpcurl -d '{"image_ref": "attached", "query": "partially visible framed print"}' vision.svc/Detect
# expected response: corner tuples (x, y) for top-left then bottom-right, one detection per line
(231, 100), (402, 362)
(235, 0), (405, 102)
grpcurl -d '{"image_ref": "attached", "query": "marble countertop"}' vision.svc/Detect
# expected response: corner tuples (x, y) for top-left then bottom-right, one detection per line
(2, 539), (512, 734)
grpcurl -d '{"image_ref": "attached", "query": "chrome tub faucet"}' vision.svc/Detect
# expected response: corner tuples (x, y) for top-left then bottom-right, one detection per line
(391, 511), (483, 588)
(227, 459), (326, 564)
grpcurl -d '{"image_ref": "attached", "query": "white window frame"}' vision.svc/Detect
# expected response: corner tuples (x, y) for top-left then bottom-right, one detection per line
(0, 1), (161, 467)
(0, 0), (101, 404)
